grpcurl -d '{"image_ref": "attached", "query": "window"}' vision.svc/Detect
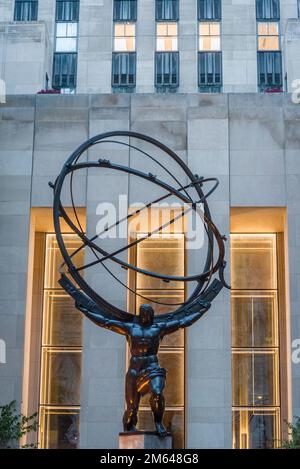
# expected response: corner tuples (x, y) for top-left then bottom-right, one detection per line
(14, 0), (38, 21)
(257, 22), (279, 50)
(198, 0), (221, 20)
(257, 21), (282, 91)
(55, 22), (78, 52)
(155, 52), (179, 88)
(56, 0), (79, 22)
(199, 22), (221, 51)
(156, 23), (178, 51)
(198, 51), (222, 92)
(114, 23), (136, 51)
(112, 52), (136, 88)
(53, 0), (79, 92)
(298, 0), (300, 18)
(256, 0), (280, 20)
(112, 16), (136, 90)
(198, 15), (221, 92)
(231, 234), (281, 449)
(113, 0), (137, 21)
(52, 53), (77, 90)
(156, 0), (179, 21)
(155, 18), (178, 90)
(39, 235), (83, 449)
(257, 51), (282, 91)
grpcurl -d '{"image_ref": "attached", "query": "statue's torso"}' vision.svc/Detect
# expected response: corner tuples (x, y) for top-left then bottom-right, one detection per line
(127, 323), (161, 357)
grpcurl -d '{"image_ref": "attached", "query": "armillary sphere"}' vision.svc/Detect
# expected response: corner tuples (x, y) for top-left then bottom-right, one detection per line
(51, 131), (230, 324)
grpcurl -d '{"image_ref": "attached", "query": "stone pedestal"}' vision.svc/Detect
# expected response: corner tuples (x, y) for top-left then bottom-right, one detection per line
(119, 431), (172, 449)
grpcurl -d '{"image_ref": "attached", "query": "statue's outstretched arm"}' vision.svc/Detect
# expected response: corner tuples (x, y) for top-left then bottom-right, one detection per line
(75, 301), (129, 335)
(59, 274), (130, 336)
(160, 299), (211, 336)
(159, 279), (224, 336)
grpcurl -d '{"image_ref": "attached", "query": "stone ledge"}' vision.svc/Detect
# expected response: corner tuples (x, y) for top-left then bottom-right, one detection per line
(119, 431), (172, 450)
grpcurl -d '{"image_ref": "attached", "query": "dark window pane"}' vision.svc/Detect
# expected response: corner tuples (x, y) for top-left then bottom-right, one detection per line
(56, 1), (80, 22)
(198, 0), (221, 20)
(256, 0), (280, 20)
(155, 52), (179, 88)
(52, 53), (77, 89)
(257, 51), (282, 91)
(156, 0), (179, 21)
(233, 409), (280, 449)
(44, 235), (84, 289)
(41, 349), (81, 405)
(198, 51), (222, 91)
(114, 0), (137, 21)
(231, 292), (278, 348)
(14, 1), (38, 21)
(231, 234), (277, 289)
(43, 291), (83, 347)
(232, 351), (279, 407)
(40, 407), (80, 449)
(112, 52), (136, 87)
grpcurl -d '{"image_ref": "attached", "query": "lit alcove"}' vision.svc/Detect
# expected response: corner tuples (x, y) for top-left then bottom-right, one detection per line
(230, 208), (291, 449)
(22, 208), (86, 449)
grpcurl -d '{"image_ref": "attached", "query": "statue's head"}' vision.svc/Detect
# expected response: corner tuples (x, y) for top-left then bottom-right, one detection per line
(139, 304), (154, 326)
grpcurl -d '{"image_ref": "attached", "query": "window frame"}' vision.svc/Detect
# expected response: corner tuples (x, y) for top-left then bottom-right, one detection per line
(55, 0), (80, 22)
(198, 51), (222, 92)
(198, 21), (221, 52)
(257, 21), (280, 52)
(113, 0), (137, 22)
(114, 22), (136, 52)
(111, 51), (137, 89)
(52, 52), (78, 91)
(198, 0), (222, 21)
(53, 1), (79, 92)
(39, 234), (83, 449)
(231, 233), (282, 449)
(155, 0), (180, 22)
(256, 0), (280, 21)
(14, 0), (38, 22)
(257, 50), (283, 92)
(55, 22), (78, 53)
(155, 51), (179, 89)
(156, 22), (178, 52)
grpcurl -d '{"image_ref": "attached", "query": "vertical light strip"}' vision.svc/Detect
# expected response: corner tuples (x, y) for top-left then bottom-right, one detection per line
(39, 234), (82, 449)
(231, 233), (281, 449)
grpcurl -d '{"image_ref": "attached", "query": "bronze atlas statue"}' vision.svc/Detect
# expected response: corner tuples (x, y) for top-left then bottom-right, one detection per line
(51, 131), (229, 438)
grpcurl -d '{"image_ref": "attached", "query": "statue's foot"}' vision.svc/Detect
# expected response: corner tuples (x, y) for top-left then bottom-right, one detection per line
(155, 422), (169, 438)
(124, 425), (137, 432)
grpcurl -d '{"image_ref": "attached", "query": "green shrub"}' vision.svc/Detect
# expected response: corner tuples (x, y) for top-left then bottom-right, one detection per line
(0, 401), (38, 449)
(282, 417), (300, 449)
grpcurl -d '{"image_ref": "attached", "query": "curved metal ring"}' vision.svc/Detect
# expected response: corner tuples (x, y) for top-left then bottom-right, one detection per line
(52, 131), (227, 321)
